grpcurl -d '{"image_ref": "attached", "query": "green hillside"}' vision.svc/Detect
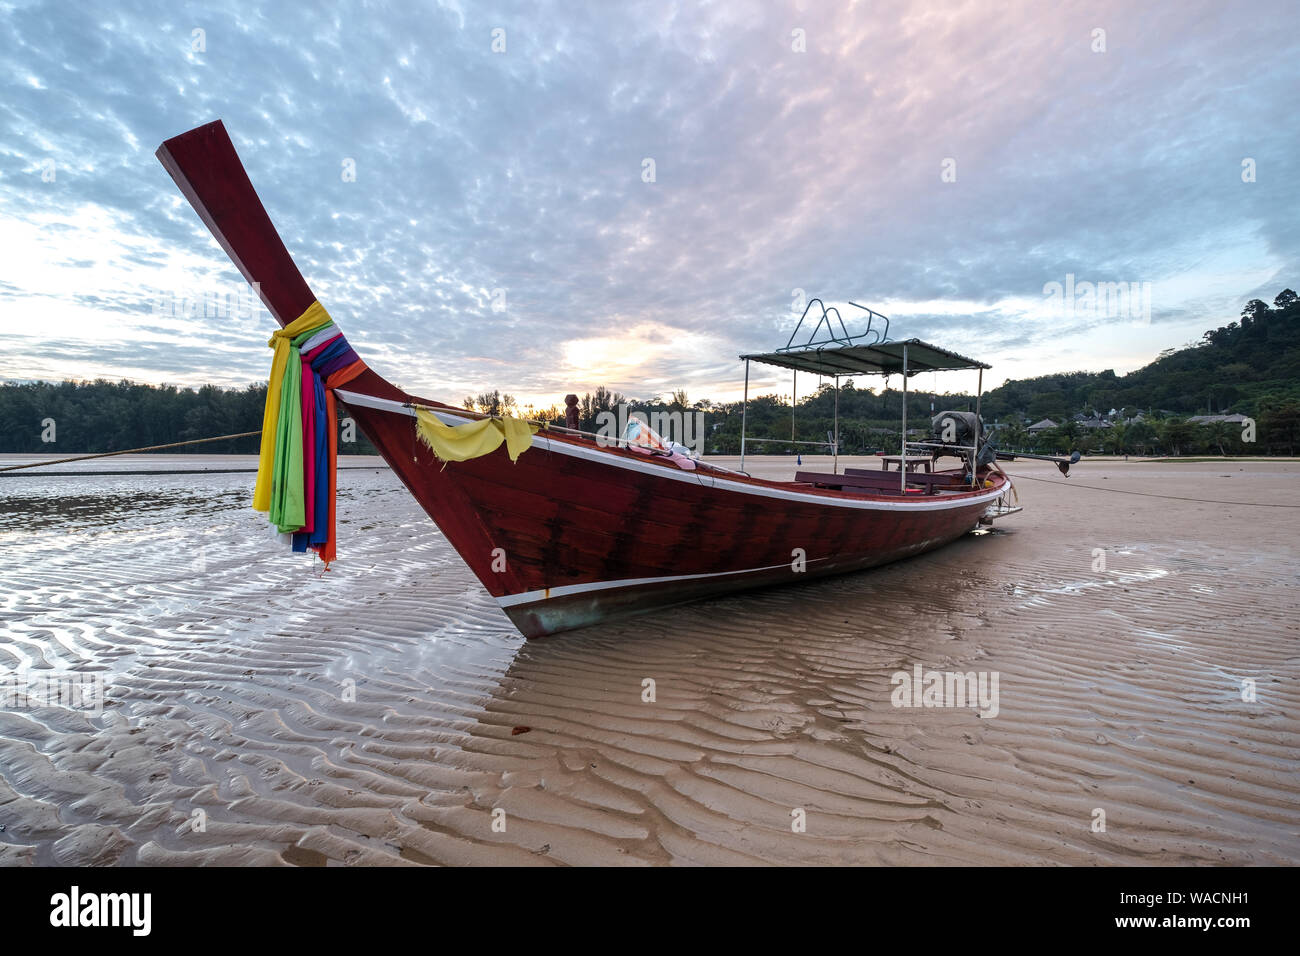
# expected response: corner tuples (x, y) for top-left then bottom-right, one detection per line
(980, 289), (1300, 421)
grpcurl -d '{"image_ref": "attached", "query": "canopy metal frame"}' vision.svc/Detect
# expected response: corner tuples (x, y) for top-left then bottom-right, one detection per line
(778, 299), (890, 354)
(738, 334), (990, 484)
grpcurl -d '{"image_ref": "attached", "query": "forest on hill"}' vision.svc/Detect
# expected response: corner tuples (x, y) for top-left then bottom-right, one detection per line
(978, 288), (1300, 422)
(2, 290), (1297, 457)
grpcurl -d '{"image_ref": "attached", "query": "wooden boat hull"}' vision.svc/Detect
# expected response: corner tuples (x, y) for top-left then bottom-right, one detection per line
(340, 392), (1002, 637)
(155, 119), (1009, 639)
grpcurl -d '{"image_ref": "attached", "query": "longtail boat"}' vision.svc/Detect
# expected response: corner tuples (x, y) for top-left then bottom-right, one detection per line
(156, 120), (1028, 638)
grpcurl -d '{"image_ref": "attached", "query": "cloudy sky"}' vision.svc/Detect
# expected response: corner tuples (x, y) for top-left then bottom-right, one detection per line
(1, 0), (1296, 408)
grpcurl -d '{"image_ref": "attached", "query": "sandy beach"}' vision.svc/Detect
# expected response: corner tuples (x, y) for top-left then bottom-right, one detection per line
(0, 454), (1296, 865)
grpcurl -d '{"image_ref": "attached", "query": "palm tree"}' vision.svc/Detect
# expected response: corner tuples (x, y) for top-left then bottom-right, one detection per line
(1001, 421), (1030, 453)
(1126, 420), (1154, 455)
(1106, 423), (1129, 456)
(1260, 401), (1300, 455)
(1158, 418), (1194, 457)
(1204, 420), (1233, 456)
(1059, 419), (1082, 454)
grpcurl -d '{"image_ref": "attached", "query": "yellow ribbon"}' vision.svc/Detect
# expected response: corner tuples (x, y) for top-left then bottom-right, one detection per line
(415, 408), (537, 464)
(253, 301), (333, 512)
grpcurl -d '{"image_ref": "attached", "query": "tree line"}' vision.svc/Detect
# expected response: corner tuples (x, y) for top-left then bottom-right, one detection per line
(0, 381), (379, 455)
(2, 290), (1296, 457)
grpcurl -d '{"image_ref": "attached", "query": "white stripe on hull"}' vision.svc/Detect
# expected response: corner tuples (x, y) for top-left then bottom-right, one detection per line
(494, 559), (824, 608)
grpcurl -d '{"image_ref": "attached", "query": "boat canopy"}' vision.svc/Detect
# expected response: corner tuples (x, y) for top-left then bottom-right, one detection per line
(735, 305), (991, 488)
(740, 338), (989, 377)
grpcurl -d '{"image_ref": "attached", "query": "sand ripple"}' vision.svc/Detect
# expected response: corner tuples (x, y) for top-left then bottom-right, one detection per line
(0, 456), (1296, 865)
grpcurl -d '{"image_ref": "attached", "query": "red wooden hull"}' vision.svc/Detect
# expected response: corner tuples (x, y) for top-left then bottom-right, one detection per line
(155, 120), (1009, 638)
(341, 391), (1004, 636)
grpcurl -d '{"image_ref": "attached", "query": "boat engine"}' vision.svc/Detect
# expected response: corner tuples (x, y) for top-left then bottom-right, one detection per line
(925, 411), (1082, 476)
(929, 411), (998, 467)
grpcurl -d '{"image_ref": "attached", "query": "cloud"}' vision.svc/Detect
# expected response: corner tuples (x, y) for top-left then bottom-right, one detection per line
(1, 0), (1296, 406)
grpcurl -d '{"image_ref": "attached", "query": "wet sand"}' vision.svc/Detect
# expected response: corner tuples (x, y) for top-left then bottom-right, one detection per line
(0, 454), (1296, 865)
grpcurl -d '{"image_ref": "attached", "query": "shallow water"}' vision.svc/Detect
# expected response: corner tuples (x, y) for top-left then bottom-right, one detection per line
(0, 454), (1296, 865)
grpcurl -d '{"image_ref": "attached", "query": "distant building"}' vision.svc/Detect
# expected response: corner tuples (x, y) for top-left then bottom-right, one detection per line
(1027, 419), (1058, 433)
(1071, 410), (1111, 427)
(1188, 413), (1249, 425)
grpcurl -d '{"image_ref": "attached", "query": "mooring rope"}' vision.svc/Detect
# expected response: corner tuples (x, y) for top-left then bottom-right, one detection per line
(1005, 470), (1300, 508)
(0, 430), (263, 473)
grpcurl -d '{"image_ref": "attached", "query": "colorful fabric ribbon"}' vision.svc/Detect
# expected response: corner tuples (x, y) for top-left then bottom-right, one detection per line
(254, 301), (366, 566)
(415, 408), (537, 463)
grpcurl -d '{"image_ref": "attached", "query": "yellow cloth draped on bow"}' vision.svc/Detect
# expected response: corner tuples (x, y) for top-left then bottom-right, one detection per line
(253, 301), (333, 512)
(415, 408), (537, 463)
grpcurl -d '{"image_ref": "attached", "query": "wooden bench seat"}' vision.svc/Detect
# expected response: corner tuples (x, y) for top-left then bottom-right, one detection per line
(843, 467), (968, 489)
(794, 470), (932, 495)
